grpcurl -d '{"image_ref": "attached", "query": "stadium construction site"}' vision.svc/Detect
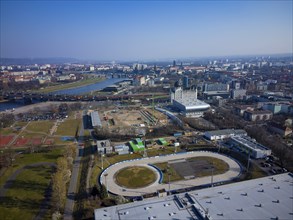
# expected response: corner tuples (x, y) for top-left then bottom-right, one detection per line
(90, 106), (169, 131)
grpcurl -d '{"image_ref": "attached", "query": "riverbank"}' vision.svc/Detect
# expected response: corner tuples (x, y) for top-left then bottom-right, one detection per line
(35, 77), (106, 93)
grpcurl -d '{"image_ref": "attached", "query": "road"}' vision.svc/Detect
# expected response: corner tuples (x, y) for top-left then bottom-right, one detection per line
(63, 111), (85, 220)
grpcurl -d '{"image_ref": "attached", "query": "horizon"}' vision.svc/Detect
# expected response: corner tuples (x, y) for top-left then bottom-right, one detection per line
(1, 1), (292, 60)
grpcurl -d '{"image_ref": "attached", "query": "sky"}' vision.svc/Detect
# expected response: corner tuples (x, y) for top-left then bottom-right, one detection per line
(1, 0), (292, 61)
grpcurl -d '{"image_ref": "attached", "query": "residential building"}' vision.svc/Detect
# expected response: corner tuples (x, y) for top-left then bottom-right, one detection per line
(243, 110), (273, 122)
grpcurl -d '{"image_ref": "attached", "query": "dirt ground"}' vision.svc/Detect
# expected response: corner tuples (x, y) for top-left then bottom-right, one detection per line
(102, 107), (168, 130)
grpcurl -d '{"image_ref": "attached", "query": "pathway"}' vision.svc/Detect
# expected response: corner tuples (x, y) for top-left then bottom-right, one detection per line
(63, 111), (84, 220)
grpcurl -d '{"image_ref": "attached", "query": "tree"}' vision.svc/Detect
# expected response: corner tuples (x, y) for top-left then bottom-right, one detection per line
(56, 157), (68, 172)
(100, 184), (108, 199)
(52, 171), (66, 211)
(91, 185), (100, 200)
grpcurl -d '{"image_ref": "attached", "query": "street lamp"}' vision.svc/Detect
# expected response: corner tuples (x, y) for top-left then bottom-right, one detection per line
(101, 153), (104, 170)
(167, 165), (171, 195)
(211, 160), (214, 187)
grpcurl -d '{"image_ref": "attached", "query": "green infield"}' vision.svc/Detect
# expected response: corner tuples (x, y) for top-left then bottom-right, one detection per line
(115, 166), (157, 188)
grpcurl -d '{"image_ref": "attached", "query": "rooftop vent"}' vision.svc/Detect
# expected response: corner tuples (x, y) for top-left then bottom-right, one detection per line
(258, 189), (264, 192)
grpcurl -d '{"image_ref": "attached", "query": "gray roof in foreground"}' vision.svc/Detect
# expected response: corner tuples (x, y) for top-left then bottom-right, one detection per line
(205, 129), (247, 137)
(94, 173), (293, 220)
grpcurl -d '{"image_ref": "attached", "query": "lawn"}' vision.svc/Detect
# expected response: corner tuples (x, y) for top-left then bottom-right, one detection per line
(0, 128), (19, 135)
(0, 165), (53, 220)
(153, 162), (183, 183)
(25, 121), (54, 134)
(0, 148), (62, 188)
(147, 147), (183, 157)
(55, 119), (80, 136)
(21, 131), (45, 139)
(115, 166), (157, 188)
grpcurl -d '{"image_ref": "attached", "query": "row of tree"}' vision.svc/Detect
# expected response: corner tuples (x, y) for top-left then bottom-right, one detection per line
(52, 145), (76, 217)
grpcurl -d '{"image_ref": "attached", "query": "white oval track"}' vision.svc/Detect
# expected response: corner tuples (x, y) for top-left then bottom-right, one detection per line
(100, 151), (241, 197)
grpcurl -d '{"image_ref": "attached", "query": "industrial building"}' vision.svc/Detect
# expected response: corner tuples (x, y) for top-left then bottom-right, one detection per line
(114, 144), (129, 155)
(171, 87), (210, 117)
(228, 135), (271, 159)
(94, 173), (293, 220)
(90, 111), (102, 127)
(96, 140), (113, 154)
(129, 138), (145, 152)
(204, 129), (247, 141)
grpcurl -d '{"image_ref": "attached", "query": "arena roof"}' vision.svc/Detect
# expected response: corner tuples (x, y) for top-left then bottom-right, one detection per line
(94, 173), (293, 220)
(173, 98), (210, 111)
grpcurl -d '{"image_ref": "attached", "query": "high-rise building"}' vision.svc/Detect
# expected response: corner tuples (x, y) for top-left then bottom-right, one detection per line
(183, 76), (189, 89)
(173, 60), (176, 67)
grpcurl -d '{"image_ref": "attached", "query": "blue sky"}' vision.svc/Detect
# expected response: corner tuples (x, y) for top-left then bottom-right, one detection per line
(1, 0), (292, 61)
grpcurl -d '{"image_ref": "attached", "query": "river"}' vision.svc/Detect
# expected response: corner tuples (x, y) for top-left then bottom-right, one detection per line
(51, 78), (130, 95)
(0, 78), (131, 112)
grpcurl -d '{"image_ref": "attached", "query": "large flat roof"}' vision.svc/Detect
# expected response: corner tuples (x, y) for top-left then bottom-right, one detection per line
(90, 111), (102, 127)
(205, 129), (247, 137)
(231, 135), (269, 151)
(94, 173), (293, 220)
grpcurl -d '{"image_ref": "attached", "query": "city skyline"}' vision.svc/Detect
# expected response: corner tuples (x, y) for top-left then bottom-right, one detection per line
(1, 0), (292, 60)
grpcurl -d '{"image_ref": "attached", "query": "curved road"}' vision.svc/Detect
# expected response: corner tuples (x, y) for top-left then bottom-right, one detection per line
(100, 151), (241, 197)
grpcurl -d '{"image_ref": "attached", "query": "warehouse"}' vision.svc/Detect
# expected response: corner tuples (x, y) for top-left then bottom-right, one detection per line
(94, 173), (293, 220)
(204, 129), (247, 141)
(90, 111), (102, 127)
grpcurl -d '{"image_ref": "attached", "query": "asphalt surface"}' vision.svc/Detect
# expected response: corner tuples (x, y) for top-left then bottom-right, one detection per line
(100, 151), (242, 197)
(63, 111), (84, 220)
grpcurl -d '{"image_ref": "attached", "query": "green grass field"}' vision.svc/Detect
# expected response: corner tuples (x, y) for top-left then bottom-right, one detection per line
(55, 119), (80, 136)
(0, 128), (18, 135)
(0, 165), (53, 220)
(153, 162), (183, 183)
(0, 148), (62, 188)
(25, 121), (54, 134)
(115, 166), (157, 188)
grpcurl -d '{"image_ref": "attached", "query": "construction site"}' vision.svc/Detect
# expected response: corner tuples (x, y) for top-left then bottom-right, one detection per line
(95, 106), (169, 134)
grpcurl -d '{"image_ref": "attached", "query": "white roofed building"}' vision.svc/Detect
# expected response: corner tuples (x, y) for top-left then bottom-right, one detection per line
(171, 87), (210, 117)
